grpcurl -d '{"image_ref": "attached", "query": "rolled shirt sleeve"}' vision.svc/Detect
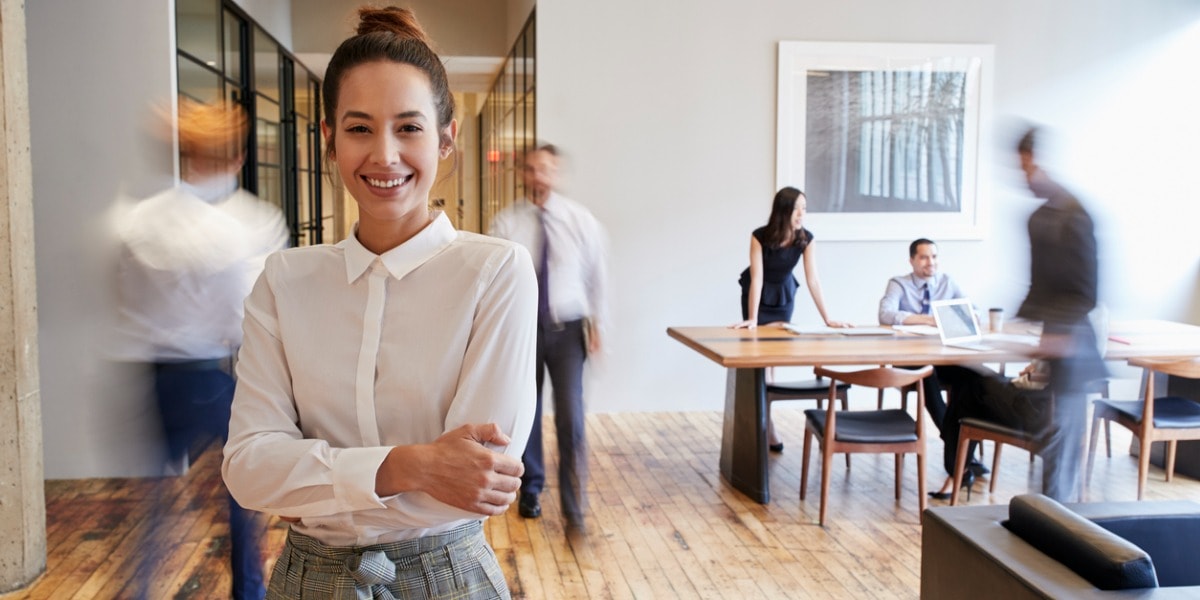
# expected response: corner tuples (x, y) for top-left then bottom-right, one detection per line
(878, 278), (912, 325)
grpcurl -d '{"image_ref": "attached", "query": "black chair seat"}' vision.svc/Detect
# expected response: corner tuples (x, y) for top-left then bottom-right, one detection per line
(1095, 397), (1200, 429)
(767, 379), (850, 394)
(960, 417), (1037, 442)
(805, 409), (918, 443)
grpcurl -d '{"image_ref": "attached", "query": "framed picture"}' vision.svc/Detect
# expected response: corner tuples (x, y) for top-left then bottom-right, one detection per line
(776, 41), (994, 240)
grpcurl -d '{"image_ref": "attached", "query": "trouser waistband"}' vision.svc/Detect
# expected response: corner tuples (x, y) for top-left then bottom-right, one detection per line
(153, 358), (229, 372)
(285, 521), (483, 563)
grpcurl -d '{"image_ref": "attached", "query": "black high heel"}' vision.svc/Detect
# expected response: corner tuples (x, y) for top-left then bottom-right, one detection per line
(961, 470), (977, 501)
(928, 471), (976, 501)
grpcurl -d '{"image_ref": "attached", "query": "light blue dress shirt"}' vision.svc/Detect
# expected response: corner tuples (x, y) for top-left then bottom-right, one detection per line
(878, 272), (965, 325)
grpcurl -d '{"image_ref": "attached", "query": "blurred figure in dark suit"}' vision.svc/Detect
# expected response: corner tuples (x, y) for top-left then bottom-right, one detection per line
(1016, 127), (1105, 502)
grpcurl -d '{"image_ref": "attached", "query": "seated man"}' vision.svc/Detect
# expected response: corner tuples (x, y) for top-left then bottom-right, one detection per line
(878, 239), (988, 475)
(931, 364), (1052, 499)
(878, 238), (964, 328)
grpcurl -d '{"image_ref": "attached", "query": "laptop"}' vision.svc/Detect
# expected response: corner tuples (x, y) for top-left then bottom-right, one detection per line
(931, 299), (993, 351)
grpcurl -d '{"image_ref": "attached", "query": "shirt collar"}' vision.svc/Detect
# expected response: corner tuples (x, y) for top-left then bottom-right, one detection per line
(338, 211), (456, 283)
(180, 174), (238, 204)
(525, 191), (562, 216)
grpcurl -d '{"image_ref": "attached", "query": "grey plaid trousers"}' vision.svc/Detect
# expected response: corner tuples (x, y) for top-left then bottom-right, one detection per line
(266, 521), (510, 599)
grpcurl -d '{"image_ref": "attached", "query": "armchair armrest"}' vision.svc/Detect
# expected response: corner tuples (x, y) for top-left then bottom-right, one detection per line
(1003, 494), (1157, 591)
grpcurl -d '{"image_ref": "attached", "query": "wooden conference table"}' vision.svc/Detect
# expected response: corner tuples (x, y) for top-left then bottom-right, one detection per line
(667, 320), (1200, 504)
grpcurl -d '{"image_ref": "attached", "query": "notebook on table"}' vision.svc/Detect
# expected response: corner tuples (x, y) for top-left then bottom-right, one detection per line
(931, 299), (994, 351)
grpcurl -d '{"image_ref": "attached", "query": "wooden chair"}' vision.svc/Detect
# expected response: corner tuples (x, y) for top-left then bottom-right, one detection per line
(800, 365), (933, 526)
(951, 375), (1110, 505)
(950, 418), (1038, 505)
(1086, 357), (1200, 500)
(768, 374), (851, 464)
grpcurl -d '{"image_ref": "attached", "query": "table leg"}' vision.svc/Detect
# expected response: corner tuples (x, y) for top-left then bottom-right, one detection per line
(720, 367), (769, 503)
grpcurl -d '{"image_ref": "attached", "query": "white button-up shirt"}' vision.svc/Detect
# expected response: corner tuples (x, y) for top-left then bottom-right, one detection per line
(489, 192), (608, 328)
(223, 212), (537, 546)
(114, 178), (288, 361)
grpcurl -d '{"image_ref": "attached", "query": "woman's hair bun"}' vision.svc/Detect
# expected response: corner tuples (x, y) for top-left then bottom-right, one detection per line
(355, 6), (432, 47)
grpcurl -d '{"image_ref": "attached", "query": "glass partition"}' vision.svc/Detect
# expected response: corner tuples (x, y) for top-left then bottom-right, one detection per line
(175, 0), (333, 247)
(480, 11), (536, 232)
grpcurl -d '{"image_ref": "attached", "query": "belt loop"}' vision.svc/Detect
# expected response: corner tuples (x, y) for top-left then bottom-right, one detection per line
(446, 545), (463, 590)
(420, 551), (438, 596)
(283, 539), (306, 597)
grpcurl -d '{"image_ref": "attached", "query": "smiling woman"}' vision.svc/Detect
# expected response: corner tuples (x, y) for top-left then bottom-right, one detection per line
(323, 61), (456, 252)
(221, 6), (537, 600)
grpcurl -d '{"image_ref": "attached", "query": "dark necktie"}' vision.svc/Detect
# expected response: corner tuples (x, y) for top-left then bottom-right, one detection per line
(921, 284), (931, 314)
(537, 209), (550, 322)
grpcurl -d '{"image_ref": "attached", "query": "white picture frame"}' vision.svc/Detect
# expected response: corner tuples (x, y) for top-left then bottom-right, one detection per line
(776, 41), (994, 241)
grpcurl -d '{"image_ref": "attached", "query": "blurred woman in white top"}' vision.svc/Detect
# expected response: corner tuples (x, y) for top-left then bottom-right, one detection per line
(222, 6), (536, 599)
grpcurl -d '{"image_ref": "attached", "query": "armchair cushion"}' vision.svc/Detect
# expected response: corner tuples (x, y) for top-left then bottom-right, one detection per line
(1093, 514), (1200, 587)
(1003, 494), (1157, 591)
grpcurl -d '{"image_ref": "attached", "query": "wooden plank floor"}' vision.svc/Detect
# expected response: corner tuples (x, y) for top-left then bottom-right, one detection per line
(5, 407), (1200, 599)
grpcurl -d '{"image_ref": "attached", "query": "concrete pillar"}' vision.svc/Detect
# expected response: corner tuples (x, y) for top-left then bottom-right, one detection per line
(0, 0), (46, 592)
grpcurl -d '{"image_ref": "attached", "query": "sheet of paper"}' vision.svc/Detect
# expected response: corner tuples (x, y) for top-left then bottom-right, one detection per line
(782, 323), (894, 336)
(893, 325), (940, 336)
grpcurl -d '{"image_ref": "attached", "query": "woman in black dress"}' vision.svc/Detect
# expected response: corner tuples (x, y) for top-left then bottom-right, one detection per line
(732, 187), (849, 450)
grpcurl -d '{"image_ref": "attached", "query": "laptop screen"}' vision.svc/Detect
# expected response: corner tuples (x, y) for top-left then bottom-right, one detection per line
(931, 299), (980, 342)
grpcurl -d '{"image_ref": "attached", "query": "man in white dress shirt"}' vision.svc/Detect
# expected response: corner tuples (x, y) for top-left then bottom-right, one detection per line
(116, 99), (287, 600)
(489, 144), (608, 536)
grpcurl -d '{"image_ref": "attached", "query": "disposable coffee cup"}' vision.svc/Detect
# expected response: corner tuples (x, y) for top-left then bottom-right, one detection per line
(988, 308), (1004, 332)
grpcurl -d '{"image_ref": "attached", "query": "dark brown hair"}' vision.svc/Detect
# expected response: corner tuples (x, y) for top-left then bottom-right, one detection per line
(762, 187), (809, 248)
(321, 6), (456, 163)
(909, 238), (935, 258)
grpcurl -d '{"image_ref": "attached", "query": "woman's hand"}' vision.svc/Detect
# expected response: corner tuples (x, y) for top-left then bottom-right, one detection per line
(731, 319), (757, 330)
(376, 423), (525, 516)
(825, 319), (853, 328)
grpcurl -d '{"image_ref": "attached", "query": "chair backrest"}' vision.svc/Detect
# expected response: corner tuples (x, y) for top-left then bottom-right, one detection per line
(813, 365), (933, 390)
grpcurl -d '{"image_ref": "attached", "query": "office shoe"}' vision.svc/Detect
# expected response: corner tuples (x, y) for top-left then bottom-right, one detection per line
(769, 442), (784, 453)
(518, 492), (541, 519)
(929, 471), (976, 501)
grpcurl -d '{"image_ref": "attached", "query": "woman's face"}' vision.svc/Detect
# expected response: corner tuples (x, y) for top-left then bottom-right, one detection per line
(322, 61), (455, 234)
(790, 195), (807, 229)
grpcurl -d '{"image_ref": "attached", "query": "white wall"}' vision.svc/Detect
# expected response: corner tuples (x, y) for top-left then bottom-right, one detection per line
(28, 1), (177, 477)
(27, 1), (298, 479)
(537, 0), (1200, 412)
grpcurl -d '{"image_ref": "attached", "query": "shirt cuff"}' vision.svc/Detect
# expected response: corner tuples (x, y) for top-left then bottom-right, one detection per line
(332, 446), (396, 511)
